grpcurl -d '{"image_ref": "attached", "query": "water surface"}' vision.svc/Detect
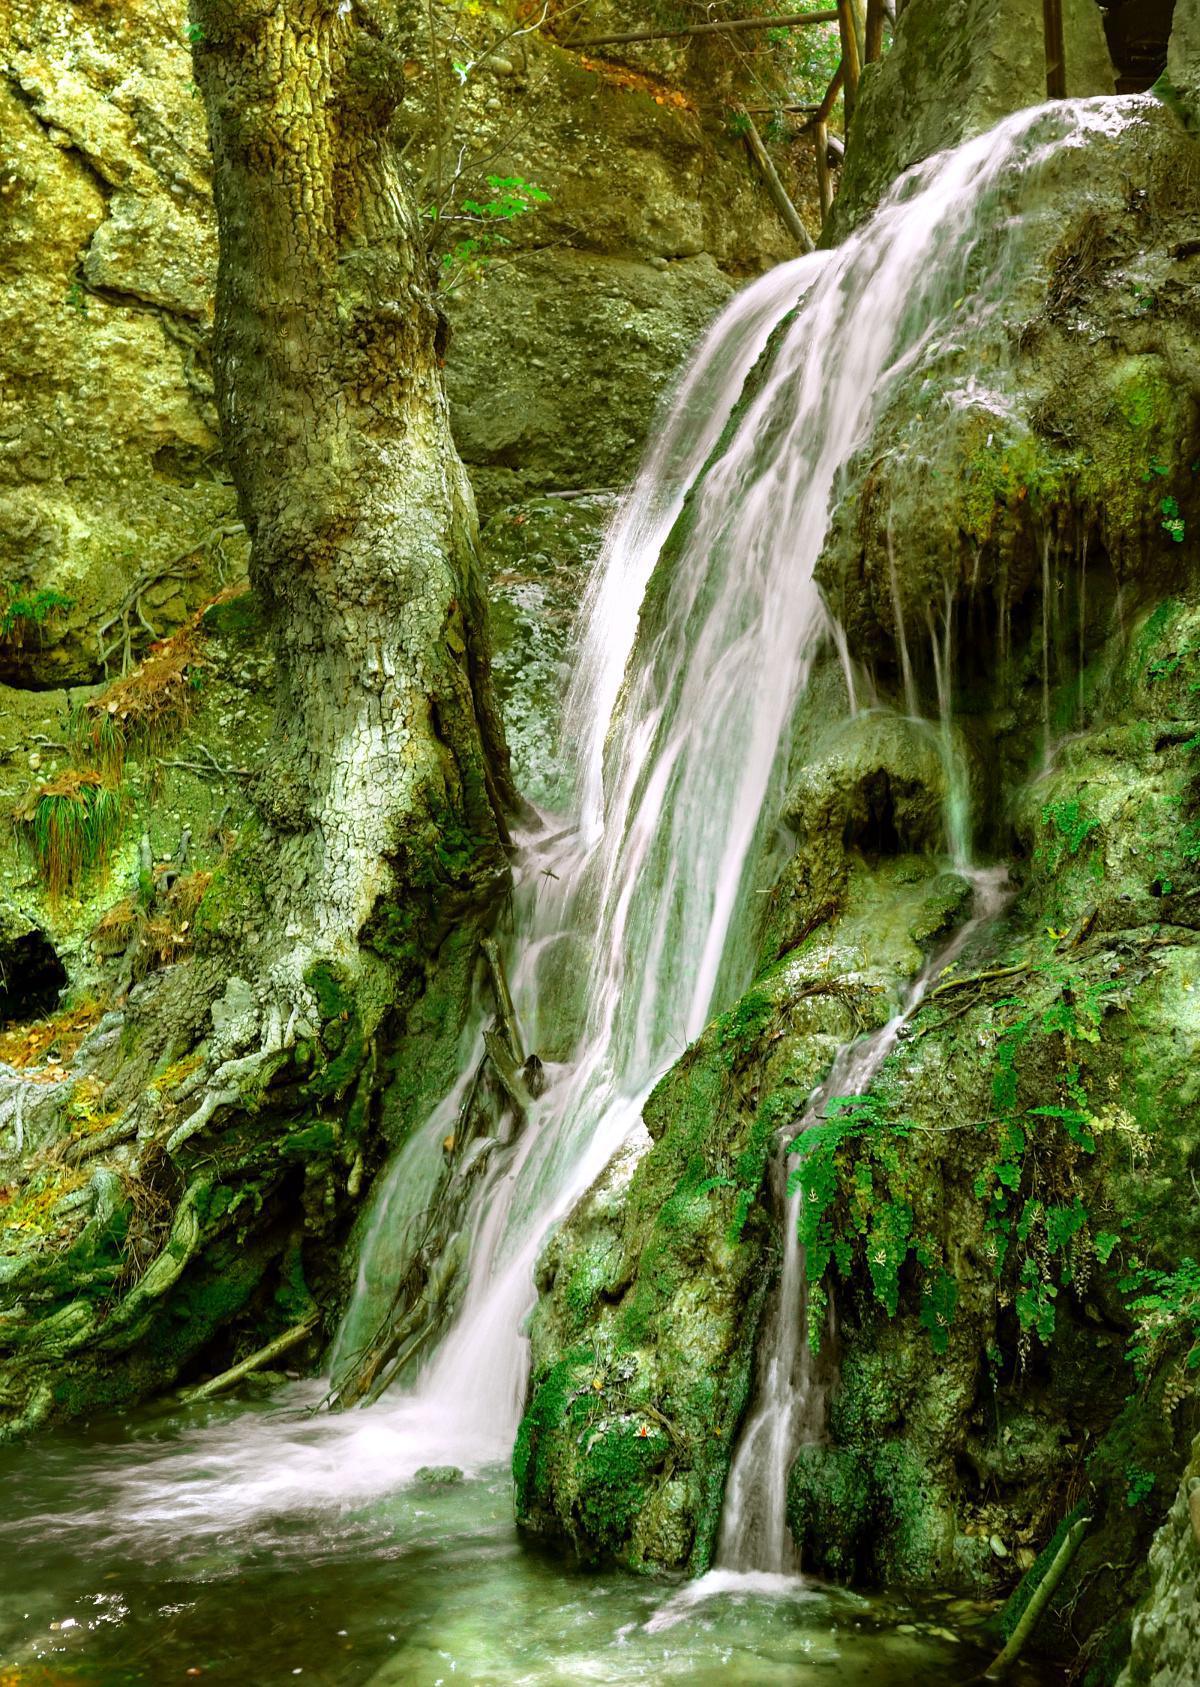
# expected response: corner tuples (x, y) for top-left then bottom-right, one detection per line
(0, 1389), (1056, 1686)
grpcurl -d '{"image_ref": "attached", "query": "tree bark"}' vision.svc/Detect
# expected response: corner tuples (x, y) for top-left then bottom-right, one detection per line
(191, 0), (514, 1020)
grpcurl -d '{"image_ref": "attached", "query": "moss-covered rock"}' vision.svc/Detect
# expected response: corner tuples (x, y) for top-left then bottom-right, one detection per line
(1117, 1428), (1200, 1687)
(515, 814), (976, 1571)
(482, 495), (613, 807)
(829, 0), (1115, 240)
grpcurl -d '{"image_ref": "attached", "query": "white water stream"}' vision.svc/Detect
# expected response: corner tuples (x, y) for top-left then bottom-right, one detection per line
(715, 867), (1009, 1575)
(29, 96), (1142, 1555)
(330, 99), (1128, 1494)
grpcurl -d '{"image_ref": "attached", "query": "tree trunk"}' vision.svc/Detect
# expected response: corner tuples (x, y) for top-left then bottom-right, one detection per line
(191, 0), (514, 1020)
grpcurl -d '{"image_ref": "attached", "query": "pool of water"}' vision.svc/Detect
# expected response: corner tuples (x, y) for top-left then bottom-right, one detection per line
(0, 1386), (1058, 1686)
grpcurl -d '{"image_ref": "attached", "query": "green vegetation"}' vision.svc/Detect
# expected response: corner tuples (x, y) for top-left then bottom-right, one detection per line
(428, 174), (551, 293)
(13, 770), (127, 901)
(1121, 1257), (1200, 1382)
(1160, 496), (1186, 543)
(789, 1093), (952, 1350)
(0, 587), (72, 643)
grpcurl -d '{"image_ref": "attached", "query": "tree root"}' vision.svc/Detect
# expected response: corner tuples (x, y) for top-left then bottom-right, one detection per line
(179, 1313), (319, 1403)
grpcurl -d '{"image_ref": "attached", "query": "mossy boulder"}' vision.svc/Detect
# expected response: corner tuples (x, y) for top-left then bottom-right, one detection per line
(1117, 1428), (1200, 1687)
(515, 820), (973, 1571)
(818, 99), (1200, 674)
(829, 0), (1115, 240)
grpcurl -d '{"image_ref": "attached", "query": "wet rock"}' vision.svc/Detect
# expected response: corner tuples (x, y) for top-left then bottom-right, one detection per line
(412, 1465), (464, 1491)
(482, 495), (614, 809)
(1117, 1433), (1200, 1687)
(830, 0), (1116, 238)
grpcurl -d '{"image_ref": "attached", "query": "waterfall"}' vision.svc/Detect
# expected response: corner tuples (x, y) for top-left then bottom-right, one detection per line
(333, 101), (1131, 1483)
(74, 97), (1140, 1542)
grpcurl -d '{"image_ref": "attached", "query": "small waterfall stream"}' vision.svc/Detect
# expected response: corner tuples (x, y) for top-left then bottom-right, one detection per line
(329, 102), (1132, 1493)
(715, 866), (1009, 1576)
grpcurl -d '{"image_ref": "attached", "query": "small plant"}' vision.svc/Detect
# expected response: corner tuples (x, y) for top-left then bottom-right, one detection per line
(1121, 1257), (1200, 1382)
(1160, 496), (1186, 543)
(1124, 1465), (1156, 1508)
(13, 770), (126, 901)
(429, 175), (550, 293)
(1040, 799), (1101, 861)
(788, 1093), (954, 1352)
(0, 588), (72, 646)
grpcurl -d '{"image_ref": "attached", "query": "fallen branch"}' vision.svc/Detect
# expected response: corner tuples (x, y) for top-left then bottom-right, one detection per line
(484, 1027), (533, 1113)
(925, 961), (1029, 1001)
(978, 1512), (1090, 1681)
(482, 936), (525, 1065)
(179, 1314), (319, 1403)
(837, 0), (863, 126)
(737, 106), (815, 253)
(568, 11), (838, 49)
(814, 117), (833, 219)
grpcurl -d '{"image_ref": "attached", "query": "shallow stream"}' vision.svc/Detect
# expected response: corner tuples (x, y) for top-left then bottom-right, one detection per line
(0, 1388), (1057, 1686)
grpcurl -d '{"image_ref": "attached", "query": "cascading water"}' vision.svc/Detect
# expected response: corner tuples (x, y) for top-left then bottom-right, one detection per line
(334, 99), (1133, 1487)
(715, 866), (1009, 1576)
(8, 96), (1142, 1559)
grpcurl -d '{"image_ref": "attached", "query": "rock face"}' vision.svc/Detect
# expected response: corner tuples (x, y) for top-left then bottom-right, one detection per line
(445, 255), (733, 511)
(482, 495), (615, 808)
(1117, 1431), (1200, 1687)
(1, 0), (803, 685)
(829, 0), (1116, 238)
(1, 0), (237, 690)
(515, 61), (1200, 1687)
(1167, 0), (1200, 124)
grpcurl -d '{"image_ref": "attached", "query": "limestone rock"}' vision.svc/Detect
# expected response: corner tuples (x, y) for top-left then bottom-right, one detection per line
(829, 0), (1116, 239)
(1117, 1434), (1200, 1687)
(482, 495), (615, 808)
(445, 252), (733, 510)
(1, 1), (239, 689)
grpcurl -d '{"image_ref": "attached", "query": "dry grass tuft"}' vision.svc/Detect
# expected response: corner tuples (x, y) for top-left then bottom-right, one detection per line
(75, 626), (207, 776)
(12, 770), (127, 902)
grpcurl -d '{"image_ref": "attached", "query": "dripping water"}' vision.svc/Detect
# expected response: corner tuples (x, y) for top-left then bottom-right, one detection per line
(714, 866), (1009, 1575)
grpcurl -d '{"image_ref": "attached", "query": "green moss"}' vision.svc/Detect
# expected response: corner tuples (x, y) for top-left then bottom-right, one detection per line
(304, 960), (354, 1023)
(513, 1345), (593, 1504)
(0, 587), (73, 642)
(272, 1238), (317, 1325)
(786, 1436), (947, 1584)
(787, 1445), (872, 1576)
(192, 827), (268, 948)
(280, 1119), (338, 1158)
(577, 1419), (670, 1549)
(200, 586), (265, 640)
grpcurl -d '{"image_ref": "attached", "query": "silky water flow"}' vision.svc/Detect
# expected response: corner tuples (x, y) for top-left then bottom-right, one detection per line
(0, 96), (1145, 1687)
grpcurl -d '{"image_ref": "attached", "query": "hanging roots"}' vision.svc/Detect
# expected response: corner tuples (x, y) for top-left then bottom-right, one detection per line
(74, 626), (206, 778)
